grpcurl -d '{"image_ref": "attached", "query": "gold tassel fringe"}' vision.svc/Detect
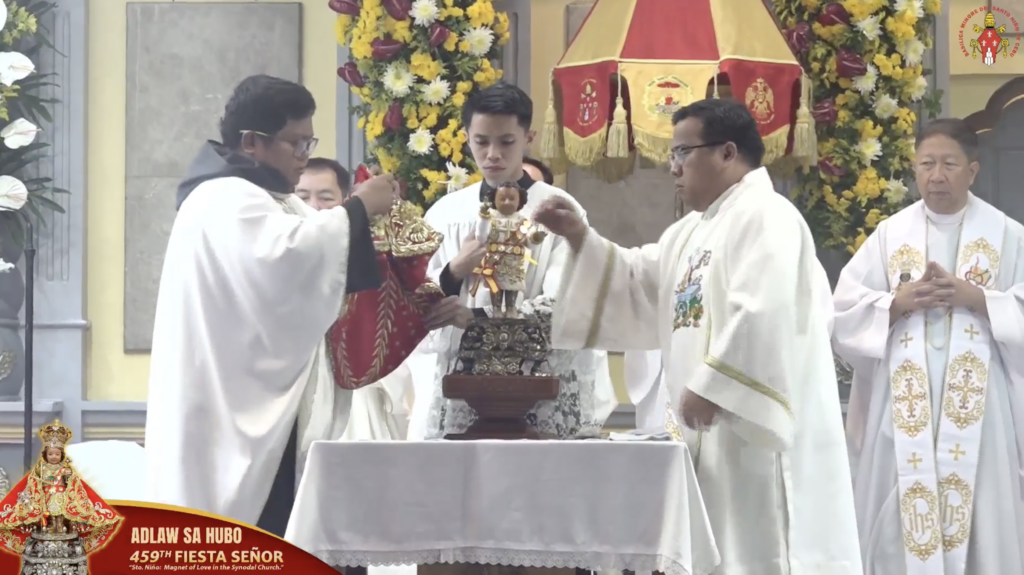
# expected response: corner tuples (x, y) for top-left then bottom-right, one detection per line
(606, 68), (629, 159)
(606, 97), (629, 159)
(631, 127), (674, 165)
(793, 73), (817, 166)
(762, 125), (791, 167)
(539, 73), (561, 162)
(562, 128), (607, 167)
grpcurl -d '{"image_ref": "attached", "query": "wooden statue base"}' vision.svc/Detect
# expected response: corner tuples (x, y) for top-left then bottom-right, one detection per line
(442, 374), (559, 440)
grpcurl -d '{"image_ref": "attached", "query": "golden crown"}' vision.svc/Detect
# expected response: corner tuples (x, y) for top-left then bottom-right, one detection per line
(39, 419), (73, 449)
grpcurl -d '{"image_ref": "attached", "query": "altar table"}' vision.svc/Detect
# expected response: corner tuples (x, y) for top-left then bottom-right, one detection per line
(285, 440), (720, 575)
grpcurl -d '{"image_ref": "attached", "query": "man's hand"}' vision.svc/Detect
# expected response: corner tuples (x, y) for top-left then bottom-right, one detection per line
(679, 389), (722, 431)
(423, 296), (474, 330)
(927, 262), (987, 313)
(891, 265), (946, 318)
(449, 237), (487, 281)
(533, 197), (587, 252)
(351, 174), (399, 217)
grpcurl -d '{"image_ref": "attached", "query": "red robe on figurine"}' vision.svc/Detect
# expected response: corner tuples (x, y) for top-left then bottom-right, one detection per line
(0, 419), (123, 555)
(327, 165), (445, 389)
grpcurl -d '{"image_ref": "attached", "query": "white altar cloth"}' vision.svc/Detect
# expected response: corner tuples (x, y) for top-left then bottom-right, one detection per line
(286, 440), (720, 575)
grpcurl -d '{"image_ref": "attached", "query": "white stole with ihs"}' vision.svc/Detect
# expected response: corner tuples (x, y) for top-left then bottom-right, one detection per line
(884, 199), (1005, 575)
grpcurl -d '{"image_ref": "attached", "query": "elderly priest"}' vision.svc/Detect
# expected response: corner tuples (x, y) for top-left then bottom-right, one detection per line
(833, 118), (1024, 574)
(538, 98), (861, 574)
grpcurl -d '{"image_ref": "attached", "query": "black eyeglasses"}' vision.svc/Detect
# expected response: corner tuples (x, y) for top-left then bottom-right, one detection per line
(669, 142), (725, 164)
(242, 130), (319, 159)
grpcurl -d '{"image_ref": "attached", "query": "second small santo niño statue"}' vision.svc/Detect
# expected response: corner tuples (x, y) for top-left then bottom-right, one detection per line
(0, 419), (123, 555)
(471, 180), (547, 318)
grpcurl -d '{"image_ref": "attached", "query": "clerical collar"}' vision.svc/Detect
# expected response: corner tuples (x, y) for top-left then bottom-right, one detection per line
(480, 171), (535, 202)
(925, 200), (968, 224)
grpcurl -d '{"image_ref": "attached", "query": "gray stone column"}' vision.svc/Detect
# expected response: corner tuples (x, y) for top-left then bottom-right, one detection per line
(0, 0), (87, 475)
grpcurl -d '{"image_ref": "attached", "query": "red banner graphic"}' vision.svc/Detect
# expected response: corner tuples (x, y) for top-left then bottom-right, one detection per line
(0, 501), (340, 574)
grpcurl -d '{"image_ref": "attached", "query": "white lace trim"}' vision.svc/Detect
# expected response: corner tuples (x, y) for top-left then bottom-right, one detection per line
(311, 548), (712, 575)
(424, 296), (604, 439)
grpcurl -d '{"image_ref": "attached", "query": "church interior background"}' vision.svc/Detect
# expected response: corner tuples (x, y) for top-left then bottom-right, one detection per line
(0, 0), (1020, 480)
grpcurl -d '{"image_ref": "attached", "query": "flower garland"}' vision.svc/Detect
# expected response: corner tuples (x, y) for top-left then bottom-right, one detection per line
(332, 0), (509, 208)
(775, 0), (942, 254)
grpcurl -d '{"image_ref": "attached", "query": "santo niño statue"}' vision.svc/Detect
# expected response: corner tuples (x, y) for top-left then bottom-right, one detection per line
(0, 419), (122, 557)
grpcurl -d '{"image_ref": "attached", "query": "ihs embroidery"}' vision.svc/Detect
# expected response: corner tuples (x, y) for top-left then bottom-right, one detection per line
(673, 250), (712, 330)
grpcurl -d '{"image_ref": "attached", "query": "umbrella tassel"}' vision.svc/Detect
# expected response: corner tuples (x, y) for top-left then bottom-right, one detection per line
(793, 73), (817, 166)
(606, 68), (629, 159)
(540, 72), (561, 162)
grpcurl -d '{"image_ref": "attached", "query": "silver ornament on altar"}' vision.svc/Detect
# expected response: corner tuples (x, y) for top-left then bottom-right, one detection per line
(19, 531), (88, 575)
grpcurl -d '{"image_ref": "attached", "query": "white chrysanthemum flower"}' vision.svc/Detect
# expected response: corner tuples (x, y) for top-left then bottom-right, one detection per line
(899, 38), (926, 66)
(855, 14), (882, 41)
(873, 94), (899, 119)
(1, 118), (38, 149)
(382, 63), (415, 97)
(410, 0), (440, 26)
(0, 52), (34, 87)
(0, 174), (28, 211)
(857, 138), (883, 166)
(0, 258), (12, 274)
(408, 128), (434, 155)
(442, 162), (470, 192)
(852, 64), (878, 95)
(894, 0), (924, 17)
(884, 178), (909, 203)
(908, 76), (928, 101)
(420, 78), (451, 105)
(463, 27), (494, 57)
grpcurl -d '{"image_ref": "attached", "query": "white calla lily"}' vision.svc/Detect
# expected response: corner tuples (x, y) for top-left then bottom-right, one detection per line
(0, 52), (34, 87)
(0, 3), (7, 33)
(1, 118), (39, 149)
(0, 259), (13, 274)
(0, 175), (29, 211)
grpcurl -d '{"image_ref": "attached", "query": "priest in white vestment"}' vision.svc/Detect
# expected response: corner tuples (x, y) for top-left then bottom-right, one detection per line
(145, 76), (401, 535)
(833, 118), (1024, 574)
(541, 99), (861, 574)
(409, 82), (617, 439)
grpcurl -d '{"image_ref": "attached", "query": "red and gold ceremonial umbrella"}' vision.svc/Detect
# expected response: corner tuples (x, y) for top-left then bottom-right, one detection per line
(540, 0), (815, 180)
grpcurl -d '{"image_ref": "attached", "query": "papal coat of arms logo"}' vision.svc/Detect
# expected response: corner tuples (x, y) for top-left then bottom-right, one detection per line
(578, 79), (600, 127)
(958, 8), (1021, 66)
(643, 75), (692, 119)
(744, 78), (775, 125)
(673, 250), (712, 330)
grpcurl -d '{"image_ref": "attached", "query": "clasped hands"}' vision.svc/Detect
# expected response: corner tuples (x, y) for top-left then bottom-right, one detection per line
(892, 261), (984, 316)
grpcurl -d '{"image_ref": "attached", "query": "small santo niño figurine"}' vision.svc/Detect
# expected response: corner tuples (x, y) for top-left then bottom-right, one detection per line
(0, 419), (122, 555)
(470, 181), (547, 318)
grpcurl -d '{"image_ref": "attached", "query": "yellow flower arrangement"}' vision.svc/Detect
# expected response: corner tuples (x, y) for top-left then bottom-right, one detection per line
(333, 0), (509, 208)
(776, 0), (941, 253)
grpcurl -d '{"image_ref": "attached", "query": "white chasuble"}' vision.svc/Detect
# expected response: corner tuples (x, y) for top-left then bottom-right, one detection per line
(147, 180), (353, 525)
(552, 168), (861, 574)
(881, 198), (1008, 575)
(835, 193), (1024, 575)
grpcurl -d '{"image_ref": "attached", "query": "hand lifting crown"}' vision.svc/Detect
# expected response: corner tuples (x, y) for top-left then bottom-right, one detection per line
(39, 419), (72, 450)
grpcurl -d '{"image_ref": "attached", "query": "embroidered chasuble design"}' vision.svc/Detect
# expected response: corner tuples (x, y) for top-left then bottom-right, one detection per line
(673, 250), (712, 330)
(884, 201), (1005, 574)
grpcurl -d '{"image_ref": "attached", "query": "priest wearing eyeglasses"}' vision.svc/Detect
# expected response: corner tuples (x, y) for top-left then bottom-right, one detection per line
(145, 75), (400, 536)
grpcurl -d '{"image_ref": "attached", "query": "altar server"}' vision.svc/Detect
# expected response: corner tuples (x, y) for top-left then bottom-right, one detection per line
(833, 118), (1024, 574)
(409, 82), (617, 439)
(541, 98), (861, 574)
(145, 75), (399, 535)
